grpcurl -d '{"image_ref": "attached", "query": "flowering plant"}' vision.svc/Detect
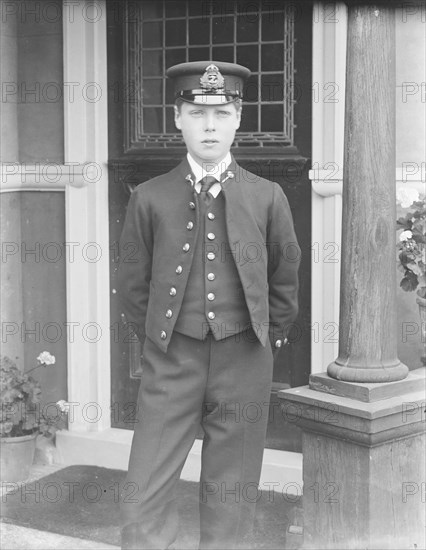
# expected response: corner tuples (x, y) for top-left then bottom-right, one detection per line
(0, 352), (69, 438)
(396, 188), (426, 299)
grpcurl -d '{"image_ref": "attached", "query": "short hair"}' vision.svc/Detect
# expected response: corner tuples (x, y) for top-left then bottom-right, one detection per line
(174, 98), (242, 112)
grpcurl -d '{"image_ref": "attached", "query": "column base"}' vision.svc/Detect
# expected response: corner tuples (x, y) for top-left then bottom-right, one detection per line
(327, 359), (409, 383)
(278, 383), (426, 549)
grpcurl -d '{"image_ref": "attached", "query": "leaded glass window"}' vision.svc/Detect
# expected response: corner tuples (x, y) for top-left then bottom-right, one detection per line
(124, 0), (295, 150)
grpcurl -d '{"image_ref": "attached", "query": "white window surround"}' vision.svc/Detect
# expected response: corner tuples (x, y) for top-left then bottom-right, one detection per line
(61, 1), (110, 435)
(310, 2), (346, 374)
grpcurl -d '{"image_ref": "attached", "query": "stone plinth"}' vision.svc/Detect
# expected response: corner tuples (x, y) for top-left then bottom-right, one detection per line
(278, 384), (426, 549)
(310, 369), (425, 403)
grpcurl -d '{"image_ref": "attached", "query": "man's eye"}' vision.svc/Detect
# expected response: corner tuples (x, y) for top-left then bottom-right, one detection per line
(217, 111), (231, 117)
(190, 111), (203, 117)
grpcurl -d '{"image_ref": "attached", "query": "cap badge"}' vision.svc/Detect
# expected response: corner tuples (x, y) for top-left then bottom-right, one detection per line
(200, 64), (225, 92)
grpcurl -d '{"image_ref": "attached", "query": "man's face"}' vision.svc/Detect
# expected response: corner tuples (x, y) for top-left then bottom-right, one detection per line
(174, 102), (241, 167)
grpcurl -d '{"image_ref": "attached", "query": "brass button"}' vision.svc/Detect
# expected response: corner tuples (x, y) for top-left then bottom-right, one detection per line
(207, 232), (215, 240)
(183, 243), (190, 252)
(165, 309), (173, 319)
(207, 212), (215, 220)
(170, 287), (177, 296)
(207, 273), (215, 281)
(160, 331), (167, 340)
(187, 221), (194, 230)
(207, 312), (216, 320)
(207, 293), (215, 301)
(176, 265), (183, 274)
(274, 339), (282, 348)
(189, 202), (195, 209)
(207, 252), (215, 261)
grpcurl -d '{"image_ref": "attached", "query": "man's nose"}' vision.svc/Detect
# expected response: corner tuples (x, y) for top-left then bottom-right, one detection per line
(204, 112), (216, 131)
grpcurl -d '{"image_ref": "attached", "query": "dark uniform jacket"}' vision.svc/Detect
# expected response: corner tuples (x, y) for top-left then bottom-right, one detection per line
(118, 157), (300, 353)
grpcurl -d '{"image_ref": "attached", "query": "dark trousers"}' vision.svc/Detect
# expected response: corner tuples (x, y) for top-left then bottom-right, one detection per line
(120, 329), (274, 550)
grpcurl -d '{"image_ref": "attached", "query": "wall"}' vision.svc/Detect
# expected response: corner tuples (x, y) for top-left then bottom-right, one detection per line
(0, 0), (67, 405)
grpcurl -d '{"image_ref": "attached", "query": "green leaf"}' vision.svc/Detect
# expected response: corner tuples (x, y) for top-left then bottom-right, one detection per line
(396, 217), (409, 229)
(400, 272), (419, 292)
(411, 232), (426, 245)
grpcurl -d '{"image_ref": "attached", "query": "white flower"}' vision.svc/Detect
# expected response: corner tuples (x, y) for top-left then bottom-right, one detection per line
(396, 187), (419, 209)
(37, 351), (56, 365)
(399, 230), (413, 242)
(56, 400), (71, 413)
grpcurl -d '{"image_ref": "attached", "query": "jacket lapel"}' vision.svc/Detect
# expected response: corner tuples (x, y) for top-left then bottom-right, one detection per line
(221, 161), (266, 266)
(221, 161), (269, 332)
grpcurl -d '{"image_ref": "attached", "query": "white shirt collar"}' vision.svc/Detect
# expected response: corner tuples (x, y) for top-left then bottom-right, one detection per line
(187, 152), (232, 184)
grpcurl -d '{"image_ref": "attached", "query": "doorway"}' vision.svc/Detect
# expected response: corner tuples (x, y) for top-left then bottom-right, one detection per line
(107, 0), (312, 452)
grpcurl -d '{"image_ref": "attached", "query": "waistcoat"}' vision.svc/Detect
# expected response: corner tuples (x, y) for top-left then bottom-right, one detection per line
(174, 190), (251, 340)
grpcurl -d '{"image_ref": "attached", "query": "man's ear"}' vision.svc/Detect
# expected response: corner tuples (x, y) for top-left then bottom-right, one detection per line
(235, 107), (242, 130)
(174, 105), (181, 130)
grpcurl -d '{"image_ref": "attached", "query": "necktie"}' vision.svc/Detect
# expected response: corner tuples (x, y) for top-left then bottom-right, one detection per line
(200, 175), (217, 193)
(199, 175), (217, 206)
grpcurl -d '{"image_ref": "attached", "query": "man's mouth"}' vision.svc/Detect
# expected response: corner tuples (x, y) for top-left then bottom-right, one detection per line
(202, 139), (218, 144)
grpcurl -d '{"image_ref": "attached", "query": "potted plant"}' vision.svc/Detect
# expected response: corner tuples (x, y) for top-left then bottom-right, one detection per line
(0, 351), (69, 482)
(396, 188), (426, 365)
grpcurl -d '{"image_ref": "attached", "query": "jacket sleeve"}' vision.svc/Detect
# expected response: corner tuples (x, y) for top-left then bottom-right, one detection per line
(267, 183), (301, 346)
(117, 186), (153, 345)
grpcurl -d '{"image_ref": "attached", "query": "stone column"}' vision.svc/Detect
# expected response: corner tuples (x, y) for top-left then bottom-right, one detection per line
(280, 4), (425, 549)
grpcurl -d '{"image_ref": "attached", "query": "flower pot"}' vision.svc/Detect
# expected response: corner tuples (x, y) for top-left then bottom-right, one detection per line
(34, 433), (58, 465)
(0, 432), (38, 482)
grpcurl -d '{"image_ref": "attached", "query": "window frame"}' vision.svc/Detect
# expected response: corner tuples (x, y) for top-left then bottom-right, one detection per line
(122, 0), (297, 155)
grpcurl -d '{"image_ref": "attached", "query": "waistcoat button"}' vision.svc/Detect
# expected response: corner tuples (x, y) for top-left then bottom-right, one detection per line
(187, 221), (194, 230)
(207, 252), (215, 261)
(160, 331), (167, 339)
(165, 309), (173, 318)
(169, 287), (177, 296)
(207, 272), (215, 281)
(176, 265), (183, 274)
(207, 232), (215, 240)
(207, 312), (216, 320)
(189, 202), (195, 209)
(207, 293), (215, 301)
(207, 212), (215, 220)
(183, 243), (190, 252)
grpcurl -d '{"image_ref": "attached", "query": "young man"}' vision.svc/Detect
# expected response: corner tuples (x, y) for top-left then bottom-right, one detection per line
(118, 61), (300, 550)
